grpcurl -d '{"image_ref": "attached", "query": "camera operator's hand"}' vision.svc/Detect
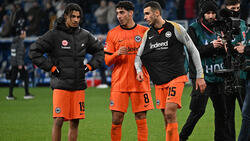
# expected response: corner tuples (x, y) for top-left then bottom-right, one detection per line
(212, 37), (223, 48)
(234, 42), (245, 54)
(196, 78), (206, 93)
(223, 43), (228, 52)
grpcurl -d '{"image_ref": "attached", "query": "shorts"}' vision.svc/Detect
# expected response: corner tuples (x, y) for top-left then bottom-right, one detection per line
(155, 75), (188, 109)
(109, 91), (154, 113)
(53, 89), (85, 121)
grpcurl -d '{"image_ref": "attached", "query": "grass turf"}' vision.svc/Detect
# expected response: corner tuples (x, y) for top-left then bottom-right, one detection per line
(0, 86), (242, 141)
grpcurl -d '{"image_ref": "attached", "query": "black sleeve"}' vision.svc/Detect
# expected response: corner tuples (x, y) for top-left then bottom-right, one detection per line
(29, 31), (54, 72)
(86, 33), (104, 70)
(187, 26), (217, 58)
(186, 27), (198, 79)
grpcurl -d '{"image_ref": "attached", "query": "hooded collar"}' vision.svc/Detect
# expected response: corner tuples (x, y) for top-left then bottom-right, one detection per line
(54, 17), (80, 34)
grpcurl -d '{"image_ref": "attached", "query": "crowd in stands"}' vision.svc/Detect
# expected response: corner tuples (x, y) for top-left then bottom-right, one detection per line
(0, 0), (249, 37)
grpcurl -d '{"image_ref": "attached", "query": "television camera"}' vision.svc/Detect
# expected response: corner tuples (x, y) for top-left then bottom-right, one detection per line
(213, 8), (249, 95)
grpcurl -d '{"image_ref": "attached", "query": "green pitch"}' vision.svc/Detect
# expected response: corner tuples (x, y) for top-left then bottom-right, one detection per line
(0, 86), (242, 141)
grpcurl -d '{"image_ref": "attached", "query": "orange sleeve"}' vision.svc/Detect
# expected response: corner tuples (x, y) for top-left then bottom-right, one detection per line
(104, 30), (118, 66)
(85, 64), (92, 71)
(51, 66), (57, 72)
(105, 52), (119, 66)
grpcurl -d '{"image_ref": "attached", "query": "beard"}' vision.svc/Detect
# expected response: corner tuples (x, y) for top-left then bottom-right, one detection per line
(203, 18), (215, 28)
(148, 18), (156, 27)
(206, 18), (215, 23)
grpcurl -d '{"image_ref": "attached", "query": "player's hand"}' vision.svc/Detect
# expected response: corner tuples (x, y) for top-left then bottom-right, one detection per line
(20, 30), (26, 39)
(212, 37), (223, 48)
(136, 72), (144, 82)
(195, 78), (206, 93)
(18, 65), (22, 70)
(18, 65), (27, 70)
(117, 46), (128, 55)
(51, 66), (60, 77)
(84, 65), (89, 73)
(234, 42), (245, 54)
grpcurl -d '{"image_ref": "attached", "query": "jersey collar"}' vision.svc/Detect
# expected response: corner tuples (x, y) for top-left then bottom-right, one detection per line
(120, 24), (137, 30)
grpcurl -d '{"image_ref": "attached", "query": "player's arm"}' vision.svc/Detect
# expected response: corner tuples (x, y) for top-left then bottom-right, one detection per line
(105, 51), (118, 66)
(29, 31), (54, 72)
(104, 32), (128, 66)
(135, 30), (148, 82)
(175, 23), (206, 93)
(176, 24), (203, 79)
(105, 47), (128, 66)
(104, 31), (121, 66)
(86, 32), (104, 71)
(104, 31), (117, 66)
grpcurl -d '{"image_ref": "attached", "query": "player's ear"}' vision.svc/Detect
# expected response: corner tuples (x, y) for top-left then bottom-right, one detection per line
(64, 13), (67, 19)
(155, 9), (160, 17)
(129, 10), (134, 17)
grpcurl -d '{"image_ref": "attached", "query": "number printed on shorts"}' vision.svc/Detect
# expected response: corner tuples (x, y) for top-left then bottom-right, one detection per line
(79, 102), (85, 111)
(144, 93), (149, 103)
(168, 87), (176, 96)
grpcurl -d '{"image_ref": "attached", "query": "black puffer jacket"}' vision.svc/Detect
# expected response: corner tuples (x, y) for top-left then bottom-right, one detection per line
(29, 17), (104, 90)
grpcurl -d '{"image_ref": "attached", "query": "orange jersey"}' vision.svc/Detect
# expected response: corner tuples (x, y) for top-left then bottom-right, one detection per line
(105, 24), (150, 92)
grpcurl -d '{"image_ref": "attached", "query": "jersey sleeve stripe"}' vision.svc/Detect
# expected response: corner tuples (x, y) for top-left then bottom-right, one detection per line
(104, 51), (113, 55)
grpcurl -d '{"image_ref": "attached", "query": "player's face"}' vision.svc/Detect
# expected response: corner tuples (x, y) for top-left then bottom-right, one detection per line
(226, 3), (240, 12)
(116, 8), (132, 26)
(204, 11), (216, 23)
(144, 7), (157, 26)
(65, 10), (81, 28)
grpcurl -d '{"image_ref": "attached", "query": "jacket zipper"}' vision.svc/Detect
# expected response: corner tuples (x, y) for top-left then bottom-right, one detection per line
(73, 34), (77, 88)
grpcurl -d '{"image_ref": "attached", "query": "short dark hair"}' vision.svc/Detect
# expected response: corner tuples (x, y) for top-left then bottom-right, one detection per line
(225, 0), (240, 6)
(63, 3), (83, 18)
(115, 1), (134, 11)
(143, 1), (162, 15)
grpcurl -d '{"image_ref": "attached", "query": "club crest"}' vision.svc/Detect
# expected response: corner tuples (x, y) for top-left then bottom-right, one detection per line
(165, 31), (172, 38)
(135, 35), (142, 42)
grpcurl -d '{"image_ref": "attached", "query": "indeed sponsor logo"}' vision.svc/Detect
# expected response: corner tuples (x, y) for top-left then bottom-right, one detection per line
(150, 41), (168, 49)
